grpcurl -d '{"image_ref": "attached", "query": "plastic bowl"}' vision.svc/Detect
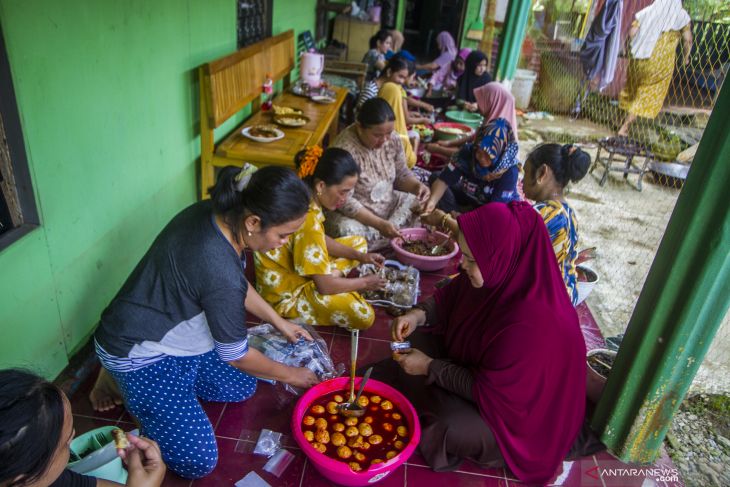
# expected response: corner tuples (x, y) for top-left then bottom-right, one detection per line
(391, 227), (459, 272)
(444, 110), (483, 129)
(432, 122), (473, 142)
(407, 87), (426, 98)
(576, 264), (599, 305)
(586, 349), (617, 403)
(292, 377), (421, 486)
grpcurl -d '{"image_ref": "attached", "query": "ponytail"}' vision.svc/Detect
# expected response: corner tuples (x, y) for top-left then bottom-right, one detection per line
(527, 143), (591, 188)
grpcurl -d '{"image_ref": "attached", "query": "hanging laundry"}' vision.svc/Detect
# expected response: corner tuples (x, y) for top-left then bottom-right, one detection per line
(580, 0), (623, 91)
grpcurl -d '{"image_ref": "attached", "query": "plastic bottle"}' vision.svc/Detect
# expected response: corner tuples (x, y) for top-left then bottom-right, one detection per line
(262, 73), (273, 111)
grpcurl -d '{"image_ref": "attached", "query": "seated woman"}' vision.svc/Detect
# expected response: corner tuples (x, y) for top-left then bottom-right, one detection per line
(456, 50), (492, 112)
(425, 82), (517, 159)
(379, 81), (431, 168)
(523, 144), (591, 306)
(0, 368), (165, 487)
(94, 166), (320, 479)
(376, 202), (598, 484)
(416, 31), (457, 80)
(327, 98), (430, 250)
(428, 47), (470, 95)
(423, 118), (520, 214)
(362, 29), (392, 81)
(255, 147), (387, 330)
(355, 55), (411, 117)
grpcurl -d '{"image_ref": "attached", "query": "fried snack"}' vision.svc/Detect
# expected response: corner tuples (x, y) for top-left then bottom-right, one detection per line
(349, 462), (362, 472)
(370, 395), (382, 404)
(363, 416), (374, 424)
(111, 429), (129, 450)
(332, 422), (345, 432)
(334, 394), (344, 403)
(272, 105), (303, 116)
(314, 429), (330, 444)
(359, 441), (371, 450)
(380, 400), (393, 410)
(310, 404), (325, 414)
(386, 450), (398, 460)
(358, 423), (373, 437)
(302, 415), (315, 426)
(312, 442), (327, 453)
(337, 445), (352, 459)
(356, 396), (369, 407)
(326, 401), (339, 414)
(347, 435), (364, 449)
(354, 451), (366, 462)
(344, 417), (358, 426)
(371, 458), (384, 464)
(368, 434), (383, 445)
(249, 125), (279, 138)
(397, 426), (409, 437)
(382, 422), (393, 432)
(394, 440), (405, 450)
(304, 431), (314, 442)
(345, 426), (359, 437)
(391, 413), (402, 420)
(314, 418), (328, 430)
(331, 432), (346, 446)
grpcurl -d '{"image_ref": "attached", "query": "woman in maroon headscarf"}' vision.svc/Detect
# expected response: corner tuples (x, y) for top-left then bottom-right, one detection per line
(378, 202), (599, 484)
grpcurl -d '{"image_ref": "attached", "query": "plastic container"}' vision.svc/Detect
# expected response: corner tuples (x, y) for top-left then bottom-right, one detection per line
(67, 426), (130, 483)
(576, 264), (599, 305)
(511, 69), (537, 110)
(391, 227), (460, 272)
(432, 122), (474, 142)
(444, 110), (483, 129)
(586, 349), (617, 403)
(292, 377), (421, 486)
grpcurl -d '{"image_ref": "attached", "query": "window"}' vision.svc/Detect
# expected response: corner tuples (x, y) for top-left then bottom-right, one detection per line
(0, 23), (40, 250)
(237, 0), (273, 48)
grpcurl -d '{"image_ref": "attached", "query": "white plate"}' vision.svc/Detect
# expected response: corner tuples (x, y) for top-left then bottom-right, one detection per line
(310, 95), (336, 104)
(241, 126), (284, 143)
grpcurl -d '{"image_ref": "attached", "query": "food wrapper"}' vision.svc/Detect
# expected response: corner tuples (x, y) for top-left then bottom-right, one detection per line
(247, 323), (345, 395)
(360, 260), (420, 308)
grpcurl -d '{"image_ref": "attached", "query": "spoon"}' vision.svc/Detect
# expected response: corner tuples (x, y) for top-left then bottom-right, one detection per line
(430, 234), (451, 255)
(338, 367), (373, 417)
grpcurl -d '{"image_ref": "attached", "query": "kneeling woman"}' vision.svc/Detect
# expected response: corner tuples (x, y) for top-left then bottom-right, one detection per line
(94, 166), (320, 479)
(378, 202), (598, 485)
(255, 147), (387, 330)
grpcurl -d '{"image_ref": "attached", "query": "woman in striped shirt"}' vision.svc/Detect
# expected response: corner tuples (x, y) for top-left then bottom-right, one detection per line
(522, 144), (591, 305)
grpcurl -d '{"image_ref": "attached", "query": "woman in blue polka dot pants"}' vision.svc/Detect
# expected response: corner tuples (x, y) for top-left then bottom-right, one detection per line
(109, 351), (257, 478)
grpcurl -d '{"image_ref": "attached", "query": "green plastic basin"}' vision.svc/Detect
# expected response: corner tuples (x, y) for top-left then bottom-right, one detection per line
(445, 110), (483, 129)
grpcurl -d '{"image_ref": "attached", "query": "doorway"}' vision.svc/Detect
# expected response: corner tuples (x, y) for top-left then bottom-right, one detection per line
(402, 0), (467, 62)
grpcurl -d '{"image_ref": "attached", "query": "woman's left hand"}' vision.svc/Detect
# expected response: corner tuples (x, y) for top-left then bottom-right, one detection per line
(360, 252), (385, 267)
(275, 320), (314, 343)
(393, 348), (433, 376)
(464, 102), (478, 112)
(415, 184), (431, 205)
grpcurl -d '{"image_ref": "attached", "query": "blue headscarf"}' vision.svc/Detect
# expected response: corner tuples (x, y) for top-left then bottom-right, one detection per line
(465, 118), (519, 180)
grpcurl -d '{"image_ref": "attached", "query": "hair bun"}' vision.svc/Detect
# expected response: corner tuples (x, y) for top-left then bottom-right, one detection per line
(563, 145), (591, 183)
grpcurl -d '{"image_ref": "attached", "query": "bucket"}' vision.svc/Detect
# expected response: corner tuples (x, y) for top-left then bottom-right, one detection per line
(511, 69), (537, 110)
(576, 264), (599, 305)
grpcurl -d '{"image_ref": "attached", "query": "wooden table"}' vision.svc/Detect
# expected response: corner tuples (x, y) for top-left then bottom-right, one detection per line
(216, 86), (347, 169)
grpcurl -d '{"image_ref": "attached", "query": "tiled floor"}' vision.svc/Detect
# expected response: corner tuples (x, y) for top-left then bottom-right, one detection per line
(68, 256), (684, 486)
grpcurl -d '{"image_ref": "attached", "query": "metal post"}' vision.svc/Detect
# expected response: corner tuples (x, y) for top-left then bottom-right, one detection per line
(494, 0), (531, 82)
(591, 82), (730, 462)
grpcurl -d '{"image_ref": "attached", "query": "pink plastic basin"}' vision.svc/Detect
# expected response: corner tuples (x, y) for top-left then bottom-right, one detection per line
(292, 377), (421, 486)
(391, 227), (460, 272)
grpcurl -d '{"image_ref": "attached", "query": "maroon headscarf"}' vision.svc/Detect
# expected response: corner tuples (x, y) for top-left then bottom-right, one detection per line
(434, 201), (586, 485)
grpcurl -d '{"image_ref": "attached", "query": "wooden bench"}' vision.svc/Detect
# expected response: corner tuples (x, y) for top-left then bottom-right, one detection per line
(199, 30), (347, 199)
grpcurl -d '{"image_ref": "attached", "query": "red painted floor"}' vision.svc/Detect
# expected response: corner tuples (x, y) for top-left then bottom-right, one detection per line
(69, 256), (683, 486)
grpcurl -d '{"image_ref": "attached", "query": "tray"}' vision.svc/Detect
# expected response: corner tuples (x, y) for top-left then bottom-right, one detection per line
(359, 259), (420, 309)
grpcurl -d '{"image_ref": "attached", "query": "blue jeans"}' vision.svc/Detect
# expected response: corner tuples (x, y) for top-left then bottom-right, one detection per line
(107, 351), (256, 478)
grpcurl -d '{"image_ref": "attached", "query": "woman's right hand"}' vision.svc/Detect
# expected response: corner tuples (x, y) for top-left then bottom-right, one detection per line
(377, 220), (402, 239)
(362, 273), (388, 291)
(391, 308), (426, 342)
(123, 435), (166, 487)
(464, 101), (478, 112)
(286, 367), (320, 389)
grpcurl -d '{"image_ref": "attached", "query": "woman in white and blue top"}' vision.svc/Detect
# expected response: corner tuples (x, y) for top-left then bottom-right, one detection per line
(94, 165), (319, 479)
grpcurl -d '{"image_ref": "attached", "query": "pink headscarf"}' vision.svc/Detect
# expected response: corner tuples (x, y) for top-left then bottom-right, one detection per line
(458, 47), (472, 61)
(434, 202), (586, 485)
(433, 31), (457, 67)
(474, 82), (519, 142)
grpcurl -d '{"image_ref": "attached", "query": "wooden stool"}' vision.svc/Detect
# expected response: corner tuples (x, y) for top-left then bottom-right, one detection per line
(590, 137), (655, 191)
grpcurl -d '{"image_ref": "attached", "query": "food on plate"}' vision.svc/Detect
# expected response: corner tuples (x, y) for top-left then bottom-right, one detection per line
(272, 105), (303, 116)
(248, 125), (280, 138)
(111, 429), (129, 450)
(438, 126), (465, 135)
(275, 115), (308, 127)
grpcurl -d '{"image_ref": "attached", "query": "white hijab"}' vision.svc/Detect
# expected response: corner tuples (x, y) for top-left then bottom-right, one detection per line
(631, 0), (690, 59)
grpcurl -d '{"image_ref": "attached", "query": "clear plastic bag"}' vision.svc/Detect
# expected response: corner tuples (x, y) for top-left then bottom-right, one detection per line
(247, 323), (345, 395)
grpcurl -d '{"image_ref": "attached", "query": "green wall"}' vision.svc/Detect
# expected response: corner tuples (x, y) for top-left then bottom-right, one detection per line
(0, 0), (317, 379)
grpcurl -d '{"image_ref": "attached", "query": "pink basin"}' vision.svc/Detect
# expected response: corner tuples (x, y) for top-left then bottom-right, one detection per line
(391, 227), (460, 272)
(292, 377), (421, 486)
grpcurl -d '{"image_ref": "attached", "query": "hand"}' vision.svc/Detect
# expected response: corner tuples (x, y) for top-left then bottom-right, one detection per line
(424, 102), (435, 113)
(393, 348), (433, 376)
(360, 252), (385, 267)
(391, 309), (425, 341)
(420, 208), (444, 227)
(286, 366), (320, 388)
(464, 102), (478, 112)
(420, 200), (438, 218)
(377, 220), (402, 239)
(275, 320), (314, 343)
(362, 273), (388, 291)
(415, 184), (430, 205)
(122, 434), (166, 487)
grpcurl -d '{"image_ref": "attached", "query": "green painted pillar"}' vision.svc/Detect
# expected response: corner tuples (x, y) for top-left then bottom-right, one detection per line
(396, 0), (406, 32)
(494, 0), (531, 81)
(591, 83), (730, 462)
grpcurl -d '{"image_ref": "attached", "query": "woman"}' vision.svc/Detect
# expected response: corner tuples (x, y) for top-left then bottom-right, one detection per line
(416, 31), (457, 81)
(618, 0), (692, 136)
(362, 29), (393, 81)
(523, 144), (591, 306)
(456, 50), (492, 110)
(428, 47), (470, 94)
(327, 98), (430, 250)
(425, 82), (518, 159)
(355, 56), (411, 117)
(94, 166), (320, 479)
(380, 202), (592, 484)
(255, 147), (387, 330)
(0, 368), (165, 487)
(423, 118), (520, 214)
(379, 81), (430, 168)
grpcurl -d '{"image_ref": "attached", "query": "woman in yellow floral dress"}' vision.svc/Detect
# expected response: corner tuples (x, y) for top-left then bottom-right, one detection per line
(618, 0), (692, 136)
(255, 147), (388, 330)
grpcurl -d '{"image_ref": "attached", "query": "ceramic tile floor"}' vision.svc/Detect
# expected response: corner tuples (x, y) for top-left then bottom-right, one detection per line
(69, 256), (684, 486)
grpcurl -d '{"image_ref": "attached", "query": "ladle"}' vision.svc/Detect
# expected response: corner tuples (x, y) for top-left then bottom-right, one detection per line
(338, 367), (373, 418)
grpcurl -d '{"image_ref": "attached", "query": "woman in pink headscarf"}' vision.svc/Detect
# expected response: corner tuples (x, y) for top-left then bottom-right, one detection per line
(373, 202), (601, 484)
(416, 31), (458, 79)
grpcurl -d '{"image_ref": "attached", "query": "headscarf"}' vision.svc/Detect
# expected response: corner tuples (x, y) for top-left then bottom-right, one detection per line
(456, 50), (492, 103)
(631, 0), (690, 59)
(378, 82), (417, 168)
(433, 201), (586, 485)
(473, 82), (519, 141)
(433, 31), (457, 67)
(458, 47), (472, 62)
(460, 118), (519, 180)
(580, 0), (623, 89)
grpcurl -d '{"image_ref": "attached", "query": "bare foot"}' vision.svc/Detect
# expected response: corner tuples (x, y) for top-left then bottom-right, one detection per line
(89, 368), (123, 412)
